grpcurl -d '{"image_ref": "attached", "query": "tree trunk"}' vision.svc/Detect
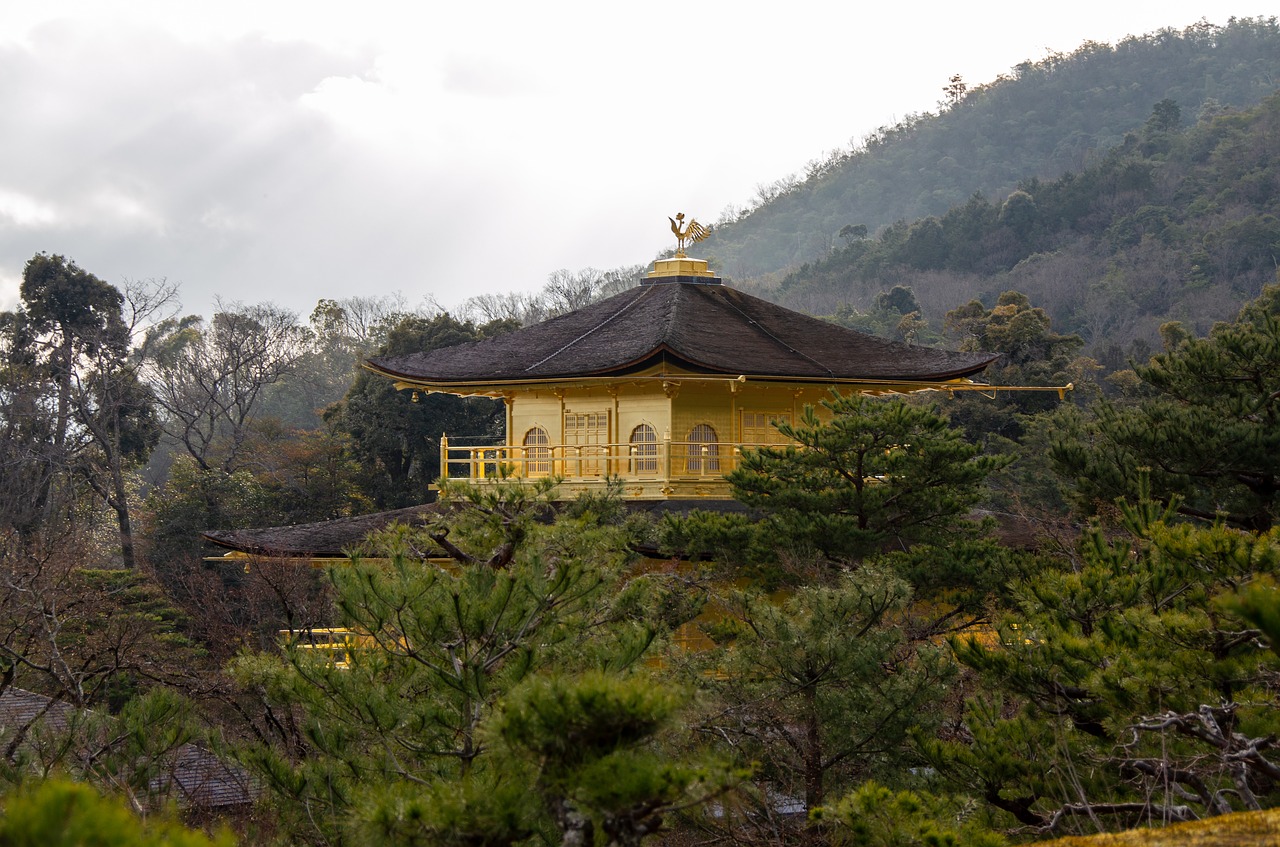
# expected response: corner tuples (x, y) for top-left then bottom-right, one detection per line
(803, 682), (823, 813)
(111, 463), (136, 569)
(53, 334), (72, 448)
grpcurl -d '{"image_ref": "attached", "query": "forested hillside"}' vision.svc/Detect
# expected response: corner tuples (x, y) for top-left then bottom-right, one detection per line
(777, 90), (1280, 358)
(700, 17), (1280, 284)
(10, 15), (1280, 847)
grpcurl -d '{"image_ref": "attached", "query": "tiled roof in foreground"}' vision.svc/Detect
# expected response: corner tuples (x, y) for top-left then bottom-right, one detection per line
(367, 281), (999, 385)
(0, 687), (256, 809)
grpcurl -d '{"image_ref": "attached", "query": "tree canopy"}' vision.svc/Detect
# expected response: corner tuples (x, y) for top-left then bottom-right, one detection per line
(1051, 284), (1280, 531)
(724, 392), (1008, 562)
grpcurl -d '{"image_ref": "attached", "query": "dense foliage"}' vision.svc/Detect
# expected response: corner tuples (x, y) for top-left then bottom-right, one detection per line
(232, 479), (719, 846)
(1050, 285), (1280, 531)
(932, 492), (1280, 830)
(780, 89), (1280, 353)
(324, 313), (513, 509)
(701, 18), (1280, 286)
(7, 21), (1280, 846)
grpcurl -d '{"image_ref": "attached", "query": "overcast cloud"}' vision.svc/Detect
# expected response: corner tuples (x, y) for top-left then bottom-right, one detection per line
(0, 1), (1264, 319)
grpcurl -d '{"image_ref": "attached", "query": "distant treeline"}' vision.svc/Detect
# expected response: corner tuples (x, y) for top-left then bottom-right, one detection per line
(776, 89), (1280, 358)
(698, 17), (1280, 284)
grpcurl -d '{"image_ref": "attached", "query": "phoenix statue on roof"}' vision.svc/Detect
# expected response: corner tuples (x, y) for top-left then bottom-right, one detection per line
(669, 212), (711, 256)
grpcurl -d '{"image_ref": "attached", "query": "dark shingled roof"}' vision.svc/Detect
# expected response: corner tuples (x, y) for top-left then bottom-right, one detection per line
(367, 281), (999, 384)
(0, 687), (256, 809)
(201, 500), (755, 558)
(157, 743), (259, 809)
(0, 686), (74, 734)
(203, 503), (1062, 560)
(202, 504), (444, 558)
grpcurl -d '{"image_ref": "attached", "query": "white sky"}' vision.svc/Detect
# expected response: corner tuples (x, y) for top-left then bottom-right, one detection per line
(0, 1), (1265, 319)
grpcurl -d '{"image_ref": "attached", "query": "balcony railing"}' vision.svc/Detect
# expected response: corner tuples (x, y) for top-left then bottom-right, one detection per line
(440, 435), (783, 489)
(281, 627), (373, 669)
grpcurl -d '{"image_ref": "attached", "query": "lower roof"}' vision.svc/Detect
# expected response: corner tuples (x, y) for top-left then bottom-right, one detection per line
(201, 500), (758, 559)
(202, 502), (1046, 560)
(202, 504), (444, 559)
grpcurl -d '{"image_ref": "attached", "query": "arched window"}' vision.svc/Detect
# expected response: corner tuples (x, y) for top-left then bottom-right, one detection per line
(686, 424), (720, 473)
(629, 424), (658, 474)
(522, 426), (551, 476)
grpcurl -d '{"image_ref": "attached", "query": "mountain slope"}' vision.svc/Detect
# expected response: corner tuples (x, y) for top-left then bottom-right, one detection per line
(700, 17), (1280, 285)
(774, 90), (1280, 358)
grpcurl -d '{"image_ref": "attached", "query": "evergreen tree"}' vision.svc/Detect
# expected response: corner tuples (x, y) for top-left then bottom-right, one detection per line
(926, 485), (1280, 833)
(941, 289), (1090, 517)
(1051, 284), (1280, 530)
(692, 567), (950, 815)
(0, 779), (233, 847)
(3, 255), (166, 567)
(324, 314), (514, 509)
(487, 672), (720, 847)
(814, 780), (1006, 847)
(724, 392), (1008, 562)
(232, 479), (710, 846)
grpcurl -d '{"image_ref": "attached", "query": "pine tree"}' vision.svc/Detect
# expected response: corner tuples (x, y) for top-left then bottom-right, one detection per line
(1051, 284), (1280, 531)
(692, 567), (951, 816)
(725, 392), (1008, 562)
(232, 479), (713, 845)
(925, 484), (1280, 833)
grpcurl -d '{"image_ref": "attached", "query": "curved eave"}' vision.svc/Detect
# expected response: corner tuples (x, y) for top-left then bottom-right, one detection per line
(375, 373), (1014, 399)
(363, 346), (694, 386)
(200, 532), (329, 559)
(364, 347), (1003, 395)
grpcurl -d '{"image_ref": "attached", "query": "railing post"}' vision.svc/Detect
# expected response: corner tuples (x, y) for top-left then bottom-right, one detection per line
(440, 433), (448, 480)
(663, 428), (672, 486)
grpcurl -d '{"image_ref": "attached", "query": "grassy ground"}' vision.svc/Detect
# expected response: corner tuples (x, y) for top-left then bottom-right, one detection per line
(1045, 809), (1280, 846)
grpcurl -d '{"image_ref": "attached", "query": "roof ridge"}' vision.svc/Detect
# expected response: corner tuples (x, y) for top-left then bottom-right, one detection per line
(522, 286), (654, 373)
(716, 289), (835, 377)
(663, 284), (681, 341)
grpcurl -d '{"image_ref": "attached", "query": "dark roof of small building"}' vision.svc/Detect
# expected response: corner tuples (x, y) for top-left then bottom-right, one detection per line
(158, 743), (259, 809)
(367, 281), (999, 384)
(0, 687), (256, 809)
(0, 686), (74, 734)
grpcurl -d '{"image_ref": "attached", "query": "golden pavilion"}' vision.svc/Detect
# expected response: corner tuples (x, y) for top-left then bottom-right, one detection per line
(363, 251), (1005, 501)
(204, 216), (1067, 558)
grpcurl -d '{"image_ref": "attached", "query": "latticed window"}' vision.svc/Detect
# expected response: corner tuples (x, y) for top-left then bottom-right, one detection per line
(522, 426), (551, 476)
(565, 411), (609, 476)
(742, 411), (791, 445)
(630, 424), (658, 474)
(686, 424), (720, 473)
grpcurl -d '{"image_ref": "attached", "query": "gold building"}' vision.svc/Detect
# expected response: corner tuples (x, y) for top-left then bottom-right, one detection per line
(364, 255), (1000, 502)
(206, 220), (1070, 560)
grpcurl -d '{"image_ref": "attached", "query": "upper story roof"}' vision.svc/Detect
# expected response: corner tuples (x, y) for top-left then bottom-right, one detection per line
(366, 280), (999, 386)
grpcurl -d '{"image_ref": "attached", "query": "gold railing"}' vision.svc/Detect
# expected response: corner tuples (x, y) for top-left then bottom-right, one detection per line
(281, 627), (373, 669)
(440, 436), (784, 485)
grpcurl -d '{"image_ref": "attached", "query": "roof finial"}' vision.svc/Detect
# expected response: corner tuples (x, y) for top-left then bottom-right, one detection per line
(668, 212), (710, 258)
